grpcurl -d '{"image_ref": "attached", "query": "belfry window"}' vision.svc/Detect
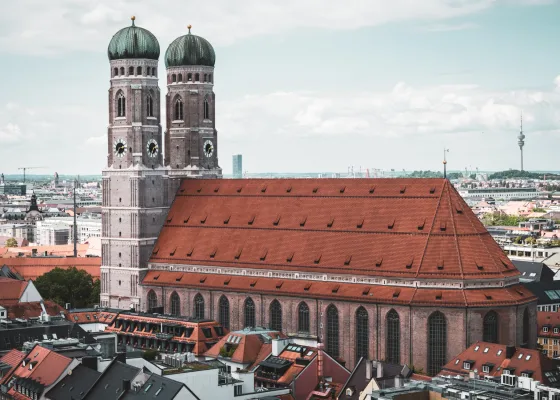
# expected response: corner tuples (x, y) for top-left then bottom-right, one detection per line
(147, 290), (157, 312)
(117, 92), (126, 117)
(187, 73), (192, 81)
(209, 73), (212, 83)
(120, 67), (125, 75)
(244, 297), (256, 328)
(146, 67), (151, 76)
(195, 73), (200, 82)
(128, 66), (134, 75)
(178, 73), (183, 82)
(219, 296), (230, 329)
(386, 309), (400, 364)
(483, 311), (499, 343)
(269, 300), (282, 331)
(326, 304), (339, 358)
(172, 74), (177, 83)
(428, 311), (447, 376)
(113, 67), (118, 77)
(194, 293), (205, 319)
(298, 302), (310, 333)
(204, 98), (210, 120)
(137, 66), (142, 75)
(147, 94), (154, 117)
(170, 291), (180, 316)
(356, 307), (369, 360)
(153, 67), (157, 77)
(174, 98), (184, 120)
(204, 73), (208, 82)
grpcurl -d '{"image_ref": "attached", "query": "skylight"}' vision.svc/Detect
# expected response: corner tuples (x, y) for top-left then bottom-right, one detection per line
(518, 353), (523, 359)
(474, 346), (479, 351)
(526, 355), (531, 360)
(497, 350), (503, 356)
(483, 348), (489, 353)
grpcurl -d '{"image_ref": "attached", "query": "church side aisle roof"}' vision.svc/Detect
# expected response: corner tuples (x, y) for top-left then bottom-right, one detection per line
(149, 178), (519, 281)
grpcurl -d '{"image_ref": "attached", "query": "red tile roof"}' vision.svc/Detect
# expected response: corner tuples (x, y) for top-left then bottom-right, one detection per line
(440, 341), (560, 385)
(0, 257), (101, 280)
(142, 271), (535, 307)
(538, 311), (560, 338)
(0, 349), (26, 385)
(149, 179), (518, 281)
(66, 311), (117, 324)
(1, 244), (90, 258)
(6, 300), (65, 319)
(0, 277), (28, 303)
(204, 330), (285, 364)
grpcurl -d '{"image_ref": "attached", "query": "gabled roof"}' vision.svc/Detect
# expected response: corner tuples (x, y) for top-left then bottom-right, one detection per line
(6, 300), (65, 319)
(440, 341), (560, 386)
(0, 277), (28, 303)
(0, 257), (101, 280)
(513, 260), (554, 282)
(83, 360), (139, 399)
(0, 349), (25, 385)
(149, 179), (518, 281)
(44, 364), (101, 400)
(538, 311), (560, 338)
(204, 329), (284, 364)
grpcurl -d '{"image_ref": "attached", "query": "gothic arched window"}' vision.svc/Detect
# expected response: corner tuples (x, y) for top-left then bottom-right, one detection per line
(270, 300), (282, 331)
(116, 92), (126, 117)
(298, 302), (310, 333)
(147, 93), (154, 117)
(147, 290), (157, 312)
(187, 73), (192, 81)
(209, 73), (213, 83)
(113, 67), (118, 77)
(170, 291), (180, 316)
(137, 66), (142, 75)
(194, 293), (205, 319)
(204, 73), (208, 82)
(428, 311), (447, 376)
(178, 73), (183, 82)
(128, 66), (134, 75)
(483, 311), (499, 343)
(219, 296), (230, 330)
(523, 308), (530, 345)
(195, 73), (200, 82)
(146, 67), (151, 76)
(119, 67), (125, 75)
(356, 307), (369, 360)
(172, 74), (176, 82)
(204, 98), (210, 120)
(326, 304), (339, 358)
(153, 67), (157, 77)
(244, 297), (255, 328)
(174, 98), (184, 121)
(386, 309), (401, 364)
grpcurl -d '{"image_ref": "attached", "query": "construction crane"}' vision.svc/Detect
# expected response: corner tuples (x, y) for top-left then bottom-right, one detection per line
(18, 167), (46, 183)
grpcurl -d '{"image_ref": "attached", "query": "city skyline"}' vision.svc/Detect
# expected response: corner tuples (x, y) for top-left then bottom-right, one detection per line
(1, 0), (560, 174)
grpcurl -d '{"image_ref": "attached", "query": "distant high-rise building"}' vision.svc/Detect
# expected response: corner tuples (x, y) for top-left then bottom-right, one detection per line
(232, 154), (243, 178)
(518, 113), (525, 171)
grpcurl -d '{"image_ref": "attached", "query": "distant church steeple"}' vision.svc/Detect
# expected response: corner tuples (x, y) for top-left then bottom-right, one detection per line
(518, 112), (525, 171)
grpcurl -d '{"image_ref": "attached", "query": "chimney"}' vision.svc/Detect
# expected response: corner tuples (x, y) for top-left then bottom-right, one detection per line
(31, 248), (37, 256)
(394, 374), (403, 388)
(122, 379), (131, 392)
(377, 361), (384, 379)
(272, 338), (289, 356)
(81, 356), (98, 371)
(506, 345), (516, 359)
(366, 360), (372, 380)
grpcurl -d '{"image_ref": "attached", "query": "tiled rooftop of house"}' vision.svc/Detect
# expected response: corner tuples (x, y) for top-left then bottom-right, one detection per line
(0, 256), (101, 279)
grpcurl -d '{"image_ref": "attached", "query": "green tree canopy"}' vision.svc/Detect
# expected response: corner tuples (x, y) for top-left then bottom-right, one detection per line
(482, 212), (528, 227)
(34, 267), (100, 309)
(5, 237), (18, 247)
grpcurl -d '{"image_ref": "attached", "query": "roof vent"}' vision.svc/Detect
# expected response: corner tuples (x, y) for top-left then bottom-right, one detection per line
(369, 186), (375, 194)
(314, 254), (322, 264)
(357, 218), (364, 229)
(166, 215), (173, 223)
(332, 285), (340, 294)
(175, 274), (183, 282)
(250, 280), (257, 287)
(286, 252), (294, 263)
(515, 289), (524, 296)
(440, 221), (447, 231)
(375, 257), (383, 267)
(484, 293), (492, 300)
(224, 278), (231, 286)
(300, 216), (307, 227)
(261, 185), (267, 193)
(388, 219), (395, 229)
(340, 186), (346, 194)
(435, 291), (442, 300)
(476, 261), (484, 271)
(437, 260), (444, 270)
(273, 215), (281, 226)
(393, 289), (401, 298)
(406, 257), (414, 269)
(197, 187), (202, 193)
(179, 188), (185, 193)
(362, 287), (370, 295)
(234, 248), (243, 260)
(312, 187), (318, 194)
(400, 186), (406, 194)
(418, 219), (425, 230)
(344, 255), (352, 266)
(200, 277), (207, 283)
(187, 247), (194, 257)
(304, 283), (312, 291)
(210, 248), (217, 258)
(237, 187), (242, 193)
(152, 247), (159, 255)
(169, 247), (176, 256)
(455, 205), (463, 214)
(501, 259), (510, 269)
(276, 281), (283, 289)
(260, 249), (268, 261)
(200, 215), (207, 224)
(248, 215), (256, 225)
(223, 216), (231, 224)
(430, 187), (436, 194)
(153, 274), (160, 281)
(286, 186), (292, 193)
(214, 187), (219, 193)
(183, 215), (190, 224)
(327, 217), (335, 228)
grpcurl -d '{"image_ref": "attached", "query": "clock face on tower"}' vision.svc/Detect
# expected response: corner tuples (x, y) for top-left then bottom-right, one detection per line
(114, 138), (127, 158)
(203, 140), (214, 158)
(146, 139), (159, 158)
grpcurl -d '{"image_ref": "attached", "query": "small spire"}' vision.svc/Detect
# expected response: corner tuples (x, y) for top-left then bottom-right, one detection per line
(131, 16), (136, 26)
(520, 110), (523, 133)
(188, 24), (192, 34)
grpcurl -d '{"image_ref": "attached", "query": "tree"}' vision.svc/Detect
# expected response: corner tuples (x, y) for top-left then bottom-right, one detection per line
(5, 237), (18, 247)
(34, 267), (99, 309)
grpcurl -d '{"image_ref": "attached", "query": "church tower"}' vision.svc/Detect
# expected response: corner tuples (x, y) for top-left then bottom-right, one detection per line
(100, 17), (169, 309)
(164, 25), (222, 196)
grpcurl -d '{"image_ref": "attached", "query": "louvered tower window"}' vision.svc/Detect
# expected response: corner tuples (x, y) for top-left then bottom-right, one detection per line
(174, 97), (184, 120)
(269, 300), (282, 331)
(298, 302), (310, 334)
(147, 93), (154, 117)
(326, 305), (339, 358)
(204, 98), (210, 119)
(170, 291), (180, 316)
(117, 91), (126, 117)
(244, 297), (256, 328)
(483, 311), (499, 343)
(386, 309), (400, 364)
(355, 307), (369, 360)
(219, 296), (230, 330)
(147, 290), (157, 312)
(193, 293), (205, 319)
(428, 311), (447, 376)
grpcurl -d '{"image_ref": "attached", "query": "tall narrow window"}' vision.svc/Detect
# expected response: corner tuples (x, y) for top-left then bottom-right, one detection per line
(128, 66), (134, 75)
(146, 67), (151, 76)
(270, 300), (282, 331)
(174, 97), (184, 120)
(147, 93), (154, 117)
(298, 302), (310, 333)
(219, 296), (230, 330)
(428, 311), (447, 376)
(326, 304), (339, 358)
(244, 297), (255, 328)
(119, 67), (125, 75)
(117, 92), (126, 117)
(356, 307), (369, 360)
(178, 73), (183, 82)
(113, 67), (118, 77)
(523, 308), (529, 345)
(187, 73), (192, 81)
(172, 74), (177, 83)
(153, 67), (157, 77)
(483, 311), (499, 343)
(209, 73), (213, 83)
(204, 73), (208, 82)
(147, 290), (157, 312)
(386, 309), (400, 364)
(195, 73), (200, 82)
(204, 98), (210, 120)
(170, 291), (180, 316)
(137, 66), (142, 75)
(194, 293), (205, 319)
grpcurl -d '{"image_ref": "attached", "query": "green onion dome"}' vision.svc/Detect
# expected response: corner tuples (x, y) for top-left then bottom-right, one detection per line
(165, 25), (215, 67)
(108, 17), (160, 61)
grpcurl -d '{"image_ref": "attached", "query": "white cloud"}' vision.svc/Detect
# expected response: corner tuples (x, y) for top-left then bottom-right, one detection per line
(0, 123), (23, 143)
(421, 22), (479, 32)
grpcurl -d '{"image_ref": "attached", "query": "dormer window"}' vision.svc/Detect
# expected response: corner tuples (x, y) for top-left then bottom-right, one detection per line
(463, 361), (472, 370)
(554, 328), (559, 334)
(544, 327), (549, 333)
(482, 365), (491, 373)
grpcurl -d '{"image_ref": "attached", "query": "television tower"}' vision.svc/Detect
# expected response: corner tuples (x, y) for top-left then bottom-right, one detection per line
(518, 112), (525, 171)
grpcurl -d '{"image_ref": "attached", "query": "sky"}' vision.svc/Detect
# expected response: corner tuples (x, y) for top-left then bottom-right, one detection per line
(1, 0), (560, 175)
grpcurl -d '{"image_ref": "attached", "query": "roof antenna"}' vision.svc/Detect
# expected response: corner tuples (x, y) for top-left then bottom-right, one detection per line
(131, 16), (136, 26)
